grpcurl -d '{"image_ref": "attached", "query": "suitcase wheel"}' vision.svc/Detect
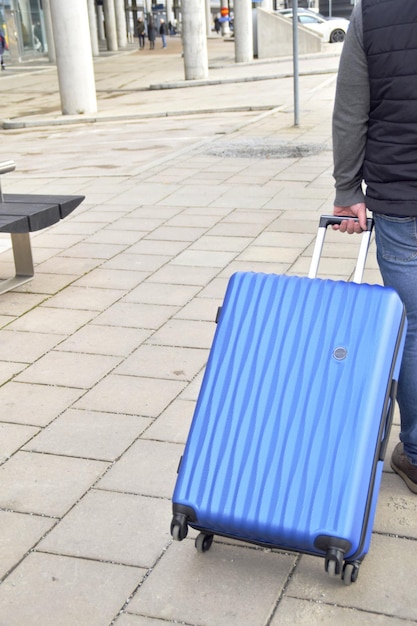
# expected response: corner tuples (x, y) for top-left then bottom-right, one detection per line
(171, 514), (188, 541)
(325, 548), (344, 577)
(342, 561), (360, 585)
(195, 532), (214, 553)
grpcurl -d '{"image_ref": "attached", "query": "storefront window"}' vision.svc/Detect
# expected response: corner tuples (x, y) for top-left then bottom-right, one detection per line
(0, 0), (45, 58)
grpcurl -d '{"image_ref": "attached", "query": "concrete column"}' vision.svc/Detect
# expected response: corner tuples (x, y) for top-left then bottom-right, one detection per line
(87, 0), (100, 57)
(221, 0), (231, 35)
(49, 0), (97, 115)
(103, 0), (118, 51)
(97, 5), (106, 41)
(182, 0), (208, 80)
(166, 2), (174, 32)
(262, 0), (274, 10)
(234, 0), (253, 63)
(42, 0), (56, 63)
(114, 0), (128, 48)
(205, 0), (212, 37)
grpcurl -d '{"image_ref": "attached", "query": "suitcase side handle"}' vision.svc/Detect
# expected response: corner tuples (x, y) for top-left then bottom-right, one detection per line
(309, 215), (375, 283)
(379, 378), (398, 462)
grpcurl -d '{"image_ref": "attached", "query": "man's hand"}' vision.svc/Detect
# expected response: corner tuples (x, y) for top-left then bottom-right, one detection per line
(333, 203), (367, 233)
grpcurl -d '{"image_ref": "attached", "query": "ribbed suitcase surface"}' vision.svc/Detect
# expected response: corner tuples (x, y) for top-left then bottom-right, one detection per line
(172, 272), (406, 568)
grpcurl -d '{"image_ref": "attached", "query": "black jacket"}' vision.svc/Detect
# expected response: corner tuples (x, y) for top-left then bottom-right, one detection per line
(362, 0), (417, 216)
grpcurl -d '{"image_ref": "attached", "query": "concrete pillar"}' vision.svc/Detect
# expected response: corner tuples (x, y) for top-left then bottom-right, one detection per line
(221, 0), (231, 35)
(42, 0), (56, 63)
(97, 5), (106, 41)
(114, 0), (128, 48)
(205, 0), (212, 37)
(49, 0), (97, 115)
(87, 0), (100, 57)
(234, 0), (254, 63)
(166, 2), (174, 32)
(182, 0), (209, 80)
(103, 0), (118, 51)
(262, 0), (274, 10)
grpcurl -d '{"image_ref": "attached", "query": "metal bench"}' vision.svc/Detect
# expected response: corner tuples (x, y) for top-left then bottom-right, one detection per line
(0, 160), (85, 294)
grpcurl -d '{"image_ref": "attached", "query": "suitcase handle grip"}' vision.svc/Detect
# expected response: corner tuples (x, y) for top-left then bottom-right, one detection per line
(309, 215), (375, 283)
(318, 215), (374, 231)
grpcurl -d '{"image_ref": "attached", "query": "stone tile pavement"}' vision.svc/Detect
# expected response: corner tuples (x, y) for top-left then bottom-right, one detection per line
(0, 34), (416, 626)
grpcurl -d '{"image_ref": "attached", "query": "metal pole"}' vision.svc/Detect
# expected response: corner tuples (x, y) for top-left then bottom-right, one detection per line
(293, 0), (299, 126)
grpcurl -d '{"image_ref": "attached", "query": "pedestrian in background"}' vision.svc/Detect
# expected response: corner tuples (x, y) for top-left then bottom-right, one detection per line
(137, 17), (146, 50)
(0, 29), (7, 70)
(332, 0), (417, 494)
(159, 19), (167, 49)
(147, 18), (156, 50)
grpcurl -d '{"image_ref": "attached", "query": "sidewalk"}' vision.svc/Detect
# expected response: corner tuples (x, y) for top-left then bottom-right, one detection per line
(0, 35), (416, 626)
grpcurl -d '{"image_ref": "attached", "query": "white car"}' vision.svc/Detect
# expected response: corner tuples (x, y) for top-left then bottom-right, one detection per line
(278, 9), (350, 43)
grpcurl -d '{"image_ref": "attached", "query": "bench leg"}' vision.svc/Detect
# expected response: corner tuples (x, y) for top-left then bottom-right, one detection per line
(0, 233), (34, 294)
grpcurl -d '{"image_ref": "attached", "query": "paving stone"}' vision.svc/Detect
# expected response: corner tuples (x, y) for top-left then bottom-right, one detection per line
(237, 245), (301, 264)
(142, 398), (194, 444)
(0, 382), (84, 427)
(254, 231), (315, 248)
(0, 451), (108, 516)
(0, 360), (26, 383)
(148, 264), (221, 286)
(93, 301), (178, 329)
(102, 253), (171, 272)
(270, 597), (415, 625)
(123, 281), (201, 306)
(86, 229), (145, 245)
(127, 539), (296, 626)
(115, 344), (207, 381)
(75, 374), (185, 417)
(173, 296), (221, 322)
(15, 351), (121, 389)
(286, 534), (417, 621)
(374, 472), (417, 539)
(147, 319), (215, 349)
(0, 422), (39, 462)
(57, 324), (150, 357)
(127, 239), (190, 257)
(208, 221), (267, 237)
(38, 490), (171, 567)
(36, 257), (101, 281)
(179, 370), (205, 402)
(73, 268), (148, 290)
(23, 409), (149, 460)
(0, 292), (47, 317)
(0, 552), (145, 626)
(44, 286), (125, 311)
(0, 510), (56, 579)
(190, 235), (251, 253)
(115, 615), (175, 626)
(145, 225), (207, 242)
(57, 241), (127, 259)
(6, 306), (95, 334)
(97, 438), (183, 498)
(171, 249), (237, 268)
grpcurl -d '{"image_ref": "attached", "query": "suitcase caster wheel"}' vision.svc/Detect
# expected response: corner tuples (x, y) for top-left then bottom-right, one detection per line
(342, 562), (360, 585)
(171, 514), (188, 541)
(325, 548), (343, 577)
(195, 532), (214, 553)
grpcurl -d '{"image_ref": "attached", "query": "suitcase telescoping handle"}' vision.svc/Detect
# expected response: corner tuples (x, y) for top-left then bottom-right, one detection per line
(308, 215), (375, 283)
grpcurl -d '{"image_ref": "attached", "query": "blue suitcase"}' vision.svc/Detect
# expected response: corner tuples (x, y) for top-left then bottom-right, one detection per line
(171, 216), (407, 584)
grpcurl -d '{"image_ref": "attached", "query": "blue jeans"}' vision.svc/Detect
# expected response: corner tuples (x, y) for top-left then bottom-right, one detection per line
(374, 213), (417, 464)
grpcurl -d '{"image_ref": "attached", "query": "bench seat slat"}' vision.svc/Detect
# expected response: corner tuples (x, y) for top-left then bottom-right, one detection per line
(0, 214), (30, 233)
(3, 194), (85, 219)
(0, 202), (61, 231)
